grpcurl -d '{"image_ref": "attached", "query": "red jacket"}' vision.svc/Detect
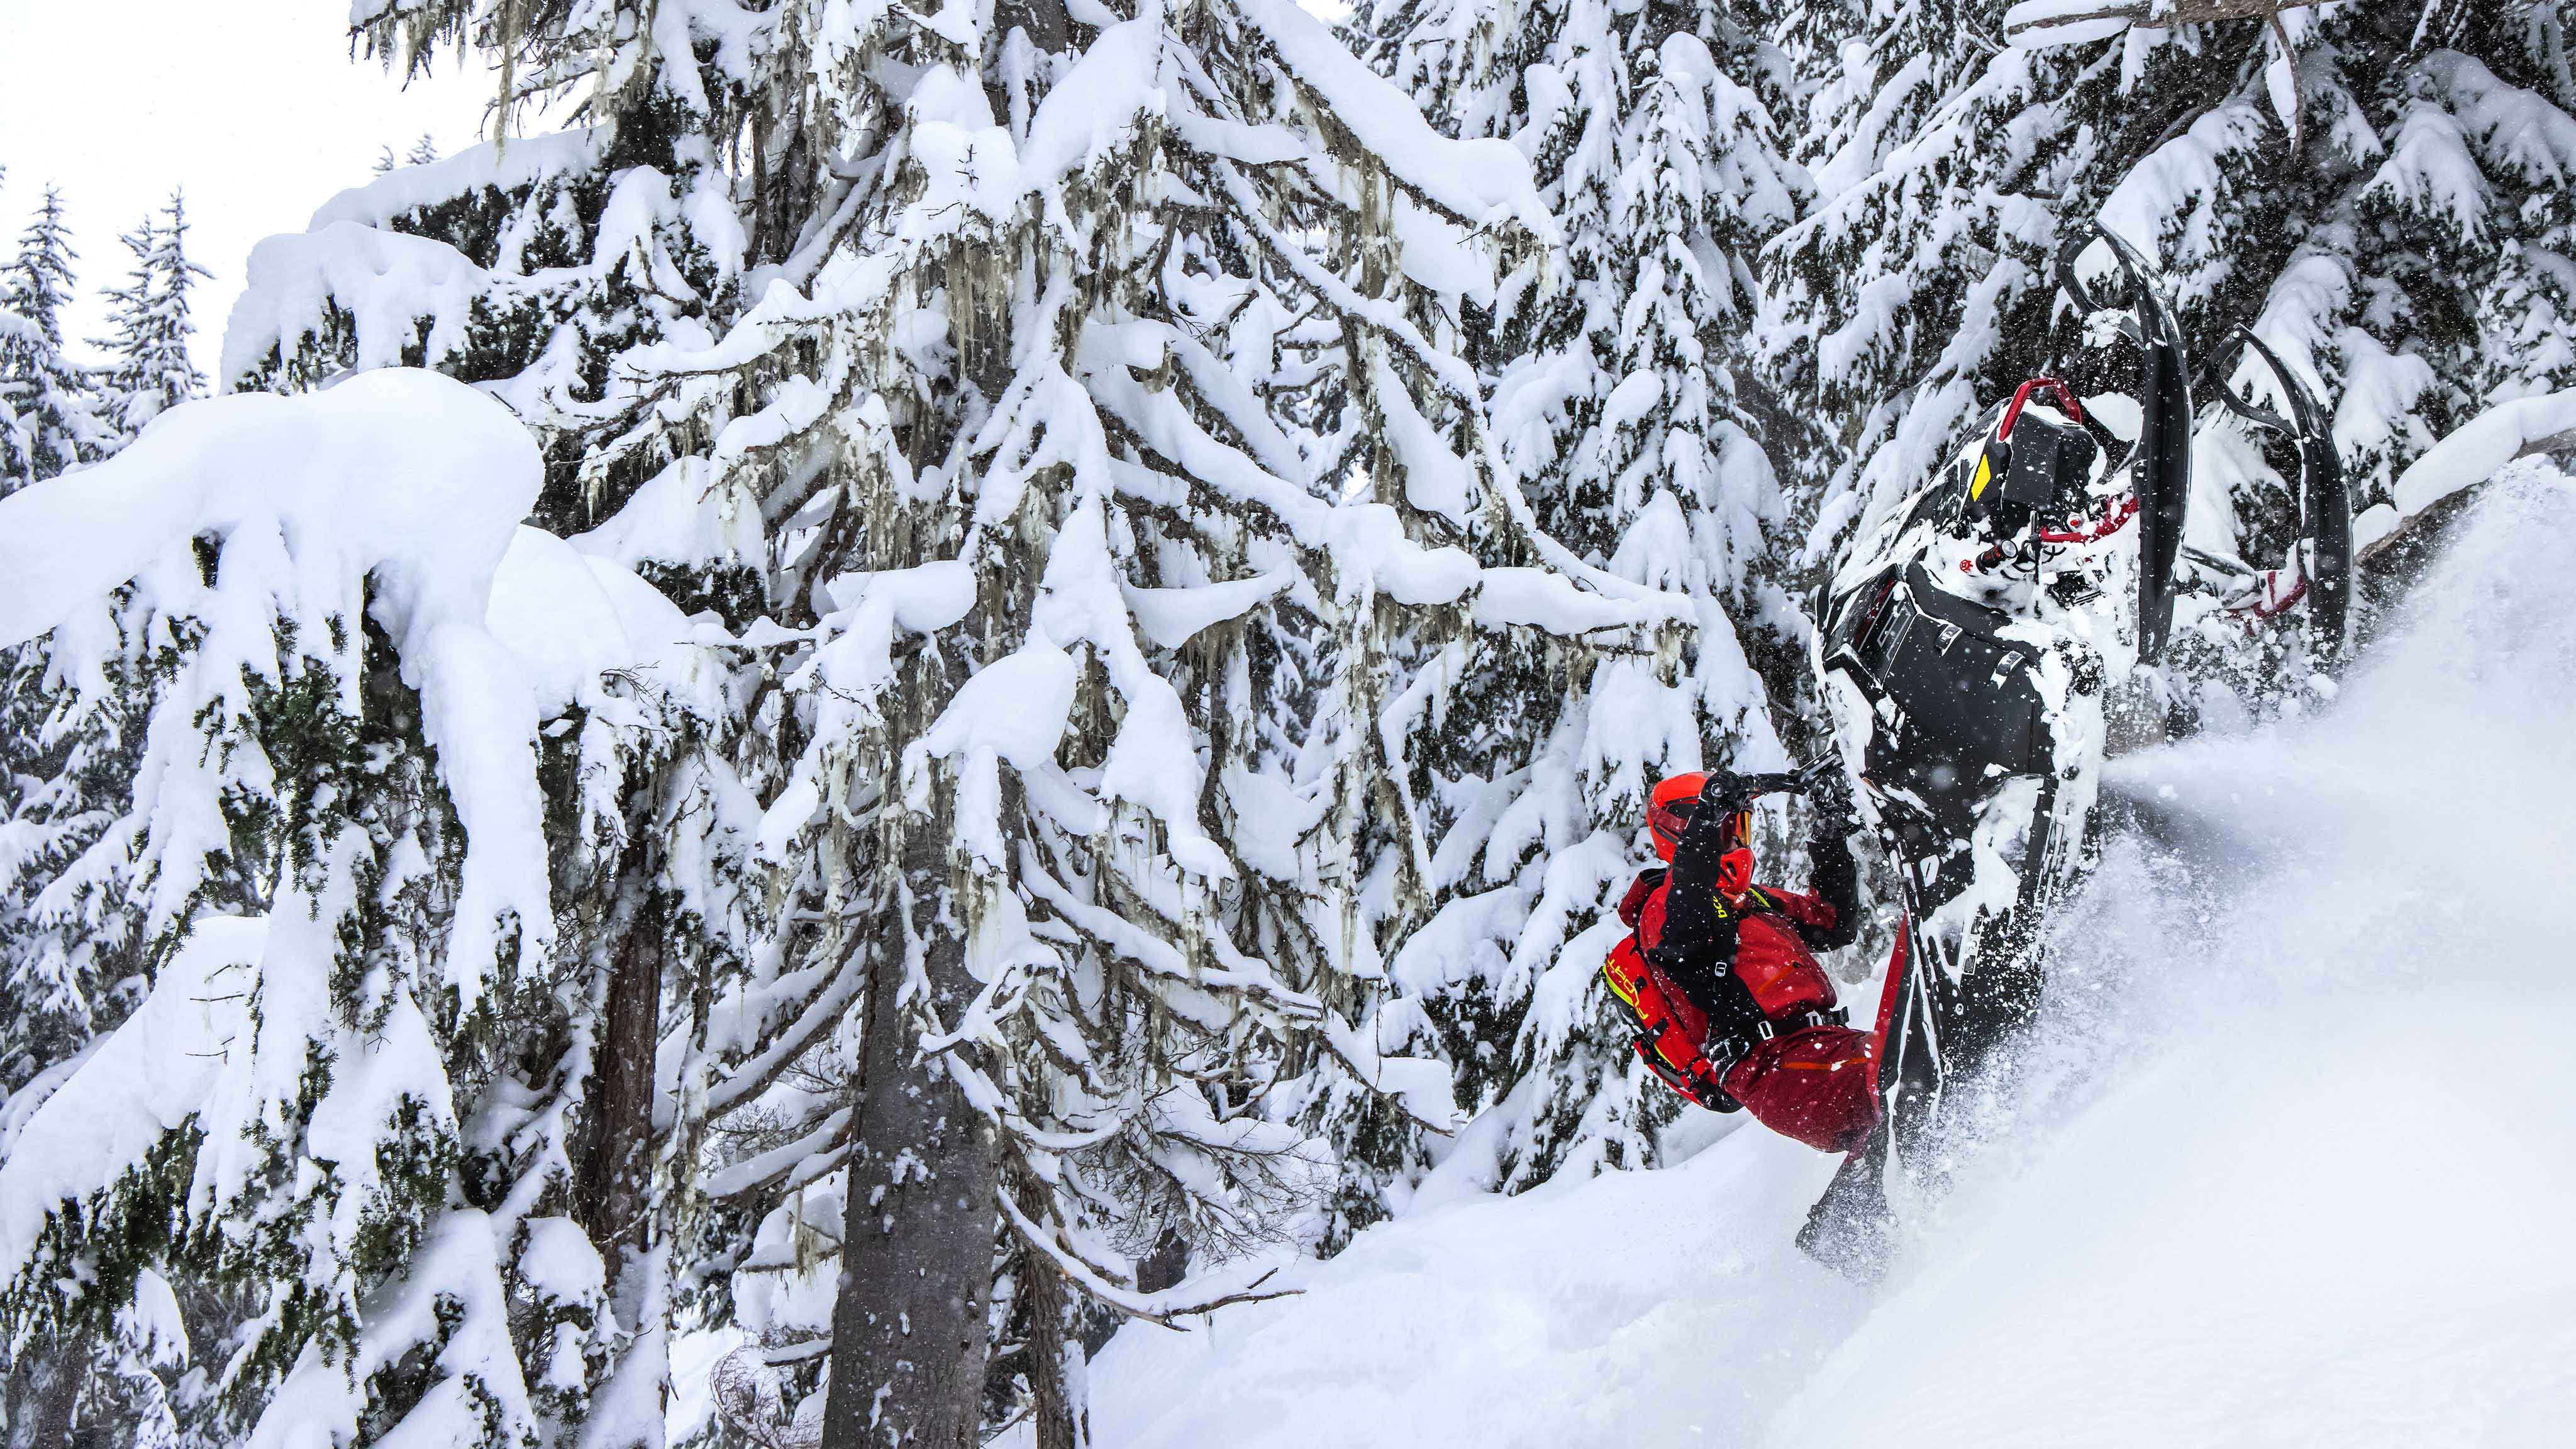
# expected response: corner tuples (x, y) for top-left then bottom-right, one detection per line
(1601, 836), (1859, 1110)
(1619, 871), (1843, 1019)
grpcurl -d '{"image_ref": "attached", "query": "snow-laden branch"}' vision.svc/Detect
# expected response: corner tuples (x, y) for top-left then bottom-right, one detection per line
(2005, 0), (2318, 49)
(0, 369), (553, 1000)
(997, 1189), (1297, 1328)
(1232, 0), (1553, 242)
(2357, 390), (2576, 553)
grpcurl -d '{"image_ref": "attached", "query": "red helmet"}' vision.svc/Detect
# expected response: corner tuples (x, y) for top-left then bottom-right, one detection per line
(1647, 773), (1753, 874)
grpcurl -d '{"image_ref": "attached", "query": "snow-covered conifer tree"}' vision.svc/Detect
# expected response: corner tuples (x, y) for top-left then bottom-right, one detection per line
(186, 1), (1686, 1445)
(0, 187), (214, 1133)
(221, 62), (780, 1449)
(0, 174), (145, 1175)
(0, 373), (622, 1449)
(93, 192), (209, 442)
(0, 177), (140, 1449)
(1352, 0), (1813, 1189)
(1765, 0), (2576, 674)
(0, 185), (109, 493)
(572, 1), (1665, 1434)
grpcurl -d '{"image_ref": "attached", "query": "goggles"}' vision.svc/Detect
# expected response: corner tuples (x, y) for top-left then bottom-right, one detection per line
(1649, 797), (1753, 852)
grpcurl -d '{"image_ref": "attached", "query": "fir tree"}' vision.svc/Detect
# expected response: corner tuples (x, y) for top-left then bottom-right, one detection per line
(1763, 0), (2576, 682)
(94, 192), (209, 442)
(0, 185), (109, 493)
(1351, 0), (1814, 1189)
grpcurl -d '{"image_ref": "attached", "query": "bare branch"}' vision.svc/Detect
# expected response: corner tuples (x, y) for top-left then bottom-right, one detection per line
(2006, 0), (2320, 45)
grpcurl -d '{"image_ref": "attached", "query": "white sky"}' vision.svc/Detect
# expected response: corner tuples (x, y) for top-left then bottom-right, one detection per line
(0, 0), (501, 375)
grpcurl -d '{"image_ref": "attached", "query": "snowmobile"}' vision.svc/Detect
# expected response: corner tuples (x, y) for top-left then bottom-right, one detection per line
(1796, 221), (2355, 1272)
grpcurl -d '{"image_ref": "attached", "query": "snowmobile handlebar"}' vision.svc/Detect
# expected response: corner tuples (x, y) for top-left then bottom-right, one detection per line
(1997, 377), (2088, 437)
(1708, 758), (1843, 804)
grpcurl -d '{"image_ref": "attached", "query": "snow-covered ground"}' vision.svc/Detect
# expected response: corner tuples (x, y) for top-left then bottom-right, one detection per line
(1087, 467), (2576, 1447)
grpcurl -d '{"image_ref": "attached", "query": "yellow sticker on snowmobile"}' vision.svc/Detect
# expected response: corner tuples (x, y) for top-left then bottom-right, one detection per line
(1970, 453), (1994, 502)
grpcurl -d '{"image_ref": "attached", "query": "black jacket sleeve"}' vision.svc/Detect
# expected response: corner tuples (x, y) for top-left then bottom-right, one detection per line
(1645, 807), (1767, 1043)
(1796, 830), (1862, 952)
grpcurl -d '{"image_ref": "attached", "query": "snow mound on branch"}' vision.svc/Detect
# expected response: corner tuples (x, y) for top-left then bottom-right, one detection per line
(0, 915), (269, 1272)
(221, 223), (491, 386)
(0, 367), (553, 998)
(2001, 1), (2133, 50)
(1236, 0), (1548, 237)
(2355, 388), (2576, 547)
(1084, 474), (2576, 1446)
(308, 128), (613, 233)
(0, 369), (531, 653)
(487, 523), (730, 719)
(570, 456), (768, 572)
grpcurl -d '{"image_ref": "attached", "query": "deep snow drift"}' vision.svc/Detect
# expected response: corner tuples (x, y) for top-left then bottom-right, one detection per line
(1086, 467), (2576, 1448)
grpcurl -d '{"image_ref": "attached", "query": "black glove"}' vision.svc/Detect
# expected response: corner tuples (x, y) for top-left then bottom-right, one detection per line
(1698, 768), (1753, 813)
(1804, 762), (1858, 836)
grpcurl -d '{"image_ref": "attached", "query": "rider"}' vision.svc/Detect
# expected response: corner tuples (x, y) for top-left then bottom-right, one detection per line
(1601, 765), (1882, 1153)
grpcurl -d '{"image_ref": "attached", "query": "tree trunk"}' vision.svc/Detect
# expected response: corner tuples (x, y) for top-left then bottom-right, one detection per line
(571, 855), (667, 1449)
(574, 884), (663, 1287)
(1133, 1230), (1189, 1297)
(1025, 1252), (1085, 1449)
(993, 0), (1066, 54)
(820, 837), (1001, 1449)
(18, 1330), (90, 1449)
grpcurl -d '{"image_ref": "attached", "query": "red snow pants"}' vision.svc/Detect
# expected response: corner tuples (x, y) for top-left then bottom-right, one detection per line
(1721, 1025), (1882, 1154)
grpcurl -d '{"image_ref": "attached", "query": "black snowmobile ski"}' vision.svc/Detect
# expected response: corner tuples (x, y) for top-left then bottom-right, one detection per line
(2196, 328), (2357, 665)
(2057, 223), (2197, 665)
(1797, 219), (2358, 1277)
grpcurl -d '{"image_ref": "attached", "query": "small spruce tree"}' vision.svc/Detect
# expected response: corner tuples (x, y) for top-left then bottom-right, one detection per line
(93, 192), (209, 443)
(0, 185), (109, 493)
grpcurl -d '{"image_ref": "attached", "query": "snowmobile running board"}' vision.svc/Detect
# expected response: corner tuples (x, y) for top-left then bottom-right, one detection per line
(1800, 217), (2357, 1278)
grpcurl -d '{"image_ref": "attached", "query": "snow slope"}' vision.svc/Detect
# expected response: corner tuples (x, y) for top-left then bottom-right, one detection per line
(1087, 466), (2576, 1446)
